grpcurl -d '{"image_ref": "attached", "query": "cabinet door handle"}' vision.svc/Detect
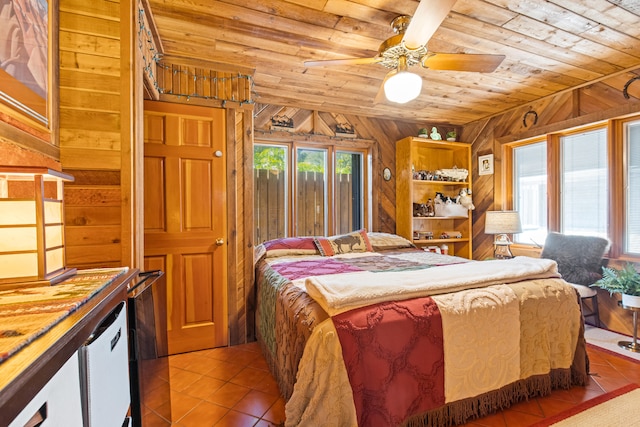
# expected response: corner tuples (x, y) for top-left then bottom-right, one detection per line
(24, 402), (47, 427)
(111, 327), (122, 351)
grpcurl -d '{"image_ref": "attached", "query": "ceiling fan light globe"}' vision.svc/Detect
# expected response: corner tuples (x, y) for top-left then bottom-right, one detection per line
(384, 70), (422, 103)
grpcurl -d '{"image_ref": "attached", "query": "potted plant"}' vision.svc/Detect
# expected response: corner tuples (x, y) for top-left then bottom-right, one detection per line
(591, 263), (640, 308)
(446, 130), (457, 141)
(418, 128), (429, 137)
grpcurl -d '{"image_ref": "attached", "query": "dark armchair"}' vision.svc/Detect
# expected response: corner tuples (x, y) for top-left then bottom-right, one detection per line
(540, 232), (609, 327)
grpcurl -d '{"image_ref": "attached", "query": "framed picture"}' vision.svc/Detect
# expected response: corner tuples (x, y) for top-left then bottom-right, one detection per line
(479, 154), (494, 176)
(0, 0), (57, 141)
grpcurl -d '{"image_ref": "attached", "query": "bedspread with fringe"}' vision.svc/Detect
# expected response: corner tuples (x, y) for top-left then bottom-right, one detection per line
(255, 250), (589, 426)
(285, 278), (588, 427)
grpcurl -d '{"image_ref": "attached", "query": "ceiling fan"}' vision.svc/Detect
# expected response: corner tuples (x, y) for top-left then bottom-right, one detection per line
(303, 0), (505, 104)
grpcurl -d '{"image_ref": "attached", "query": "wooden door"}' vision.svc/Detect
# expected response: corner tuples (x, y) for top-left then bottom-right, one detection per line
(143, 100), (227, 354)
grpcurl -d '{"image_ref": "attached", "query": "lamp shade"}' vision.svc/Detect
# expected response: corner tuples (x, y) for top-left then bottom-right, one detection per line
(384, 70), (422, 104)
(484, 211), (522, 235)
(0, 166), (76, 288)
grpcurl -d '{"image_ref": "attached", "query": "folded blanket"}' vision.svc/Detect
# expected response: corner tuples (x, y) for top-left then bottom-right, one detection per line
(305, 256), (560, 315)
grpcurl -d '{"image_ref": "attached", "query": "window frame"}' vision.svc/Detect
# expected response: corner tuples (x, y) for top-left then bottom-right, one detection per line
(253, 141), (292, 242)
(502, 119), (640, 262)
(334, 149), (366, 235)
(254, 137), (371, 239)
(508, 138), (548, 245)
(618, 117), (640, 258)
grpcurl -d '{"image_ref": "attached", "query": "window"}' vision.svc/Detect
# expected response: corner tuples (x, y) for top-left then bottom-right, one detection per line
(626, 120), (640, 254)
(254, 144), (288, 243)
(254, 142), (369, 242)
(506, 117), (640, 260)
(335, 151), (364, 234)
(513, 141), (547, 245)
(295, 147), (328, 236)
(560, 129), (608, 238)
(508, 126), (609, 244)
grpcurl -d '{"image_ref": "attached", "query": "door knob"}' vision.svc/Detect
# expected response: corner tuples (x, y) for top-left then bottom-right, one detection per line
(215, 238), (224, 246)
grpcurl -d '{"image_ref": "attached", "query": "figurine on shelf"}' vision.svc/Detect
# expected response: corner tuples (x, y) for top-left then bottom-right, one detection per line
(413, 203), (429, 217)
(458, 188), (475, 210)
(430, 127), (442, 140)
(435, 192), (453, 204)
(426, 198), (435, 216)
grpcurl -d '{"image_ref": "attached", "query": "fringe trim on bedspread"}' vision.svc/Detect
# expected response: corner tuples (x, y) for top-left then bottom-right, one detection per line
(401, 331), (590, 427)
(256, 266), (289, 359)
(402, 370), (570, 427)
(257, 263), (330, 401)
(274, 282), (330, 400)
(256, 264), (289, 393)
(570, 308), (590, 388)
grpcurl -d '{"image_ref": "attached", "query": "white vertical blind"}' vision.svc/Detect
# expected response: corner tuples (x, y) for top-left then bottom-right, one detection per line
(560, 128), (608, 237)
(626, 121), (640, 254)
(513, 142), (547, 245)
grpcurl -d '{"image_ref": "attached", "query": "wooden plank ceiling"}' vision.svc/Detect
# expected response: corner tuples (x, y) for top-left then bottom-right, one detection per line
(146, 0), (640, 125)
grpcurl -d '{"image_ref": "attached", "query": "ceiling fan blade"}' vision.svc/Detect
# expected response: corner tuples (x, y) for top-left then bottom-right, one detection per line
(304, 57), (381, 67)
(422, 53), (506, 72)
(402, 0), (457, 50)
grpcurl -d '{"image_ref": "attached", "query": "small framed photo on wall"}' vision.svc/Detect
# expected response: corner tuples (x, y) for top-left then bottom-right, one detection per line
(479, 154), (494, 176)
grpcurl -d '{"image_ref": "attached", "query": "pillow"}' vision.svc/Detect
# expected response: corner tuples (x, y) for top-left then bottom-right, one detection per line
(540, 232), (609, 285)
(261, 237), (320, 258)
(314, 229), (373, 257)
(367, 232), (415, 251)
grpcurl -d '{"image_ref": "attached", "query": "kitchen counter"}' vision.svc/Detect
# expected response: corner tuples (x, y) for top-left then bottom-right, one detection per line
(0, 267), (138, 425)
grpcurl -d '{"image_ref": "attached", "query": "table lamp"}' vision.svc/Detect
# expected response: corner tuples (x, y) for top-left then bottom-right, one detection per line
(484, 210), (522, 259)
(0, 166), (76, 288)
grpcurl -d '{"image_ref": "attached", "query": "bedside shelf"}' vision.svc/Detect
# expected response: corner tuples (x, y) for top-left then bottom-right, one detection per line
(413, 238), (470, 245)
(396, 137), (473, 259)
(413, 216), (469, 220)
(412, 180), (470, 186)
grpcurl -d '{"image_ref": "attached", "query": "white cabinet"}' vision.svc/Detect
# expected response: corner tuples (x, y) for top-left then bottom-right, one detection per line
(80, 301), (130, 427)
(9, 351), (83, 427)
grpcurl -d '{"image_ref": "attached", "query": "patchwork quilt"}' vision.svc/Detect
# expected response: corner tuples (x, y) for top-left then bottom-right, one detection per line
(255, 235), (589, 427)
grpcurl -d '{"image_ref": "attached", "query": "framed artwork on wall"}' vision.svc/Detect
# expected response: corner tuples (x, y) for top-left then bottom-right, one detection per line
(0, 0), (58, 146)
(479, 154), (494, 176)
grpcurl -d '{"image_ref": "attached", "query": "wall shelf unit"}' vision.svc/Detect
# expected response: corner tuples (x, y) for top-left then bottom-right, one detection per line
(396, 137), (473, 259)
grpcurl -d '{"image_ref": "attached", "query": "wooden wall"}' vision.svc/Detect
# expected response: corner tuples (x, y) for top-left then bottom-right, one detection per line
(14, 0), (639, 342)
(252, 104), (453, 234)
(58, 0), (141, 270)
(463, 67), (640, 335)
(225, 108), (254, 343)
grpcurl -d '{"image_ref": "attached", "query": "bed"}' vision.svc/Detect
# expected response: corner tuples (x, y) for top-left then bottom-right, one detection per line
(255, 230), (589, 427)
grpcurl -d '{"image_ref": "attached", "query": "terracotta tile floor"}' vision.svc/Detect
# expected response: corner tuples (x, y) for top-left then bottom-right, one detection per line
(140, 341), (639, 426)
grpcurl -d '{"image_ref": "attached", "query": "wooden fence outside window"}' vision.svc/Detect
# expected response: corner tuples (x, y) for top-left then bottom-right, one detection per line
(254, 169), (354, 242)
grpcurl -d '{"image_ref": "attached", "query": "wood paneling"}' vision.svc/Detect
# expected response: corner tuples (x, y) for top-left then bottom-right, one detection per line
(144, 0), (640, 125)
(225, 108), (255, 343)
(14, 0), (640, 346)
(57, 0), (139, 270)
